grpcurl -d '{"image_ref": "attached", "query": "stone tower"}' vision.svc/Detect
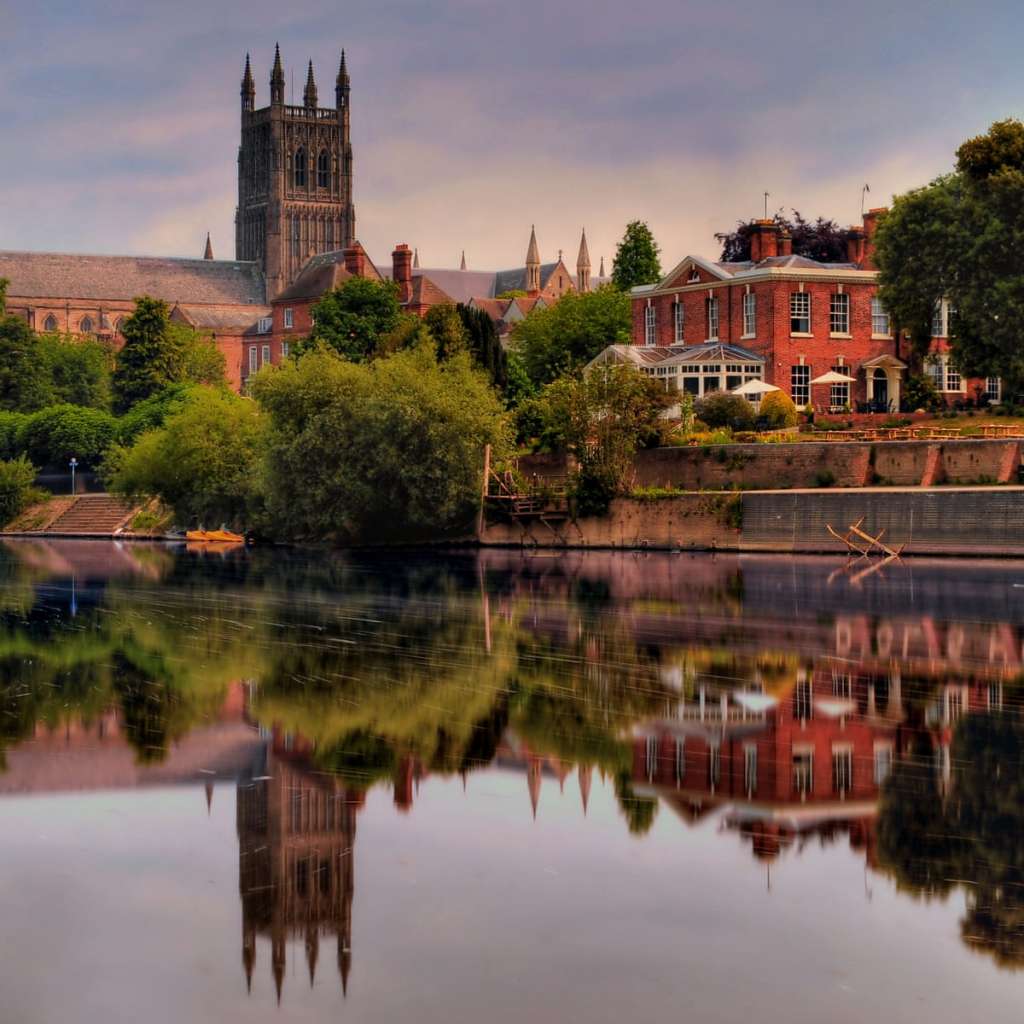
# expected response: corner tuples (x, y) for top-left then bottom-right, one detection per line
(235, 45), (355, 300)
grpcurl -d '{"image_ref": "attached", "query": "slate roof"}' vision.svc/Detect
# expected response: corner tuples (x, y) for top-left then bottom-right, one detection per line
(493, 262), (561, 295)
(408, 269), (496, 305)
(0, 251), (267, 305)
(171, 303), (270, 331)
(275, 245), (382, 302)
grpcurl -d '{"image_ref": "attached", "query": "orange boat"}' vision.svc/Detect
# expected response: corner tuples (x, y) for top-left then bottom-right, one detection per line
(185, 528), (245, 544)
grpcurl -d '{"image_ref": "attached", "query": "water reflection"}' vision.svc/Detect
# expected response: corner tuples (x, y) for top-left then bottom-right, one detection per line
(2, 539), (1024, 1015)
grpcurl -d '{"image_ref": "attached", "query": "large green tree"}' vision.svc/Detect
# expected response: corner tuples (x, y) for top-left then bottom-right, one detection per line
(108, 387), (265, 528)
(37, 333), (113, 409)
(250, 344), (510, 542)
(457, 303), (508, 392)
(875, 119), (1024, 397)
(611, 221), (662, 291)
(112, 297), (186, 413)
(511, 285), (632, 387)
(303, 277), (405, 362)
(0, 311), (52, 412)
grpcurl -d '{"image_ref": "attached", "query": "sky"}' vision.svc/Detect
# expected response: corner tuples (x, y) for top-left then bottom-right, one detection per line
(1, 0), (1020, 272)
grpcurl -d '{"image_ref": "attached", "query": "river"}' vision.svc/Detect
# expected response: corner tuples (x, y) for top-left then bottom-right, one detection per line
(0, 539), (1022, 1023)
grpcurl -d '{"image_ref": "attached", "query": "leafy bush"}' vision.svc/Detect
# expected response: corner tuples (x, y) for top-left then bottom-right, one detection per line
(0, 411), (28, 459)
(117, 383), (198, 444)
(0, 455), (38, 524)
(758, 390), (799, 429)
(572, 465), (618, 518)
(694, 392), (756, 430)
(19, 404), (117, 467)
(903, 372), (943, 413)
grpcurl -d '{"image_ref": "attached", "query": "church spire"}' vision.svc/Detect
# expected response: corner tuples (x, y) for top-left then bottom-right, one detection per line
(303, 60), (318, 108)
(270, 43), (285, 106)
(526, 225), (541, 295)
(413, 247), (420, 269)
(203, 232), (214, 261)
(460, 250), (467, 271)
(241, 53), (255, 113)
(599, 255), (606, 278)
(336, 49), (350, 107)
(576, 227), (591, 293)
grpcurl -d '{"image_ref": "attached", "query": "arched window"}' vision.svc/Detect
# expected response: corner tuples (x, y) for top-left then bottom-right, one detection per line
(43, 314), (58, 332)
(79, 315), (94, 334)
(293, 147), (307, 188)
(317, 149), (330, 189)
(115, 317), (126, 335)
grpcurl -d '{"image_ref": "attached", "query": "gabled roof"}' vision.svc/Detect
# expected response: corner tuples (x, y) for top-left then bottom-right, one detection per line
(408, 269), (495, 305)
(0, 251), (266, 305)
(276, 243), (382, 302)
(493, 261), (562, 295)
(170, 303), (270, 331)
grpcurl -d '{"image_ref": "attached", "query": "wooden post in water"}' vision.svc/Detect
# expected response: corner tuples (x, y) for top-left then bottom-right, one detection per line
(477, 443), (491, 542)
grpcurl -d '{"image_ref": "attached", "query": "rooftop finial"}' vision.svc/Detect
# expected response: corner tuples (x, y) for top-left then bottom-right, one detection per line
(303, 59), (318, 107)
(270, 43), (285, 105)
(241, 53), (255, 110)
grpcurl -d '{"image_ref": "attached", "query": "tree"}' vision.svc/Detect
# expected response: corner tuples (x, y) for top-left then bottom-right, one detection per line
(875, 119), (1024, 398)
(108, 387), (265, 528)
(19, 405), (118, 468)
(0, 456), (38, 525)
(872, 176), (963, 360)
(303, 277), (404, 362)
(250, 345), (510, 542)
(175, 326), (227, 387)
(511, 285), (631, 387)
(423, 303), (468, 361)
(0, 311), (52, 412)
(523, 363), (671, 513)
(37, 333), (113, 409)
(112, 297), (185, 414)
(717, 210), (854, 263)
(457, 303), (507, 391)
(611, 221), (662, 291)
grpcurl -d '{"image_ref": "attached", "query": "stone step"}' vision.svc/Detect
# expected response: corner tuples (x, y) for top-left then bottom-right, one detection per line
(47, 495), (138, 535)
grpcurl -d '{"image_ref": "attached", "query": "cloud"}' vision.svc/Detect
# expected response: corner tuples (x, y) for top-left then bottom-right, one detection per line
(0, 0), (1019, 267)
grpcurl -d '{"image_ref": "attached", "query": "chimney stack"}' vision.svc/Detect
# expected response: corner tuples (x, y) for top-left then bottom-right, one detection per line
(861, 208), (886, 270)
(846, 226), (866, 266)
(343, 244), (365, 278)
(392, 243), (413, 302)
(778, 231), (792, 257)
(749, 219), (778, 263)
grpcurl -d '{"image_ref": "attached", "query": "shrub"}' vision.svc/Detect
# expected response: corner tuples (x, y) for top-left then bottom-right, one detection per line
(758, 390), (799, 429)
(695, 392), (756, 430)
(19, 404), (117, 468)
(0, 456), (38, 524)
(0, 411), (28, 459)
(813, 470), (836, 488)
(903, 372), (943, 413)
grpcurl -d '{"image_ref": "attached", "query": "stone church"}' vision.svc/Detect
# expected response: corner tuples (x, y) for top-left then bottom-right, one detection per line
(0, 45), (598, 391)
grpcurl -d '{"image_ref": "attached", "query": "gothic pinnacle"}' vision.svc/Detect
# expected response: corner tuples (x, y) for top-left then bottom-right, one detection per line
(526, 224), (540, 266)
(203, 232), (213, 261)
(337, 48), (349, 85)
(271, 43), (285, 86)
(460, 250), (467, 270)
(303, 59), (318, 107)
(577, 227), (591, 269)
(241, 52), (254, 94)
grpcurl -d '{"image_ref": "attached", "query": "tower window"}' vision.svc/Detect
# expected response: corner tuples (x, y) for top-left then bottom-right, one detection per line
(43, 314), (58, 332)
(294, 147), (307, 188)
(317, 150), (330, 189)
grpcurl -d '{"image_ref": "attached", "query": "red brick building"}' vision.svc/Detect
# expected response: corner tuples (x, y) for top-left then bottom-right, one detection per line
(613, 212), (1000, 412)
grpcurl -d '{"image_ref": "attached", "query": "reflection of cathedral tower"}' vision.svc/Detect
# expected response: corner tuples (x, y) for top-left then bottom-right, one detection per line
(237, 740), (360, 1002)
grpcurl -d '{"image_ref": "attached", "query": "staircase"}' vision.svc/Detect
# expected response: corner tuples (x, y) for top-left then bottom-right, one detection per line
(44, 494), (139, 536)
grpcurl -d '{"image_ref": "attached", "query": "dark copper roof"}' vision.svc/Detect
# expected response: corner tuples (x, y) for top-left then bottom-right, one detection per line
(0, 251), (266, 305)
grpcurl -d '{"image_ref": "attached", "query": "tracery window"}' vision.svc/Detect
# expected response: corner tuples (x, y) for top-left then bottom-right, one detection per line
(79, 316), (94, 334)
(293, 147), (307, 188)
(317, 149), (330, 189)
(43, 314), (58, 332)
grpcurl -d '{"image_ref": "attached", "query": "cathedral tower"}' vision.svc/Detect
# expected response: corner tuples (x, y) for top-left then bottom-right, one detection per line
(235, 45), (355, 299)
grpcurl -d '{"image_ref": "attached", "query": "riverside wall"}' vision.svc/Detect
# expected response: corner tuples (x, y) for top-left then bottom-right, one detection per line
(517, 439), (1022, 490)
(480, 488), (1024, 557)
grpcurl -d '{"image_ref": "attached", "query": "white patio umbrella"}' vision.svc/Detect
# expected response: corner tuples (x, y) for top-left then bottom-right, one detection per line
(809, 370), (856, 385)
(731, 379), (780, 396)
(732, 691), (779, 713)
(814, 697), (857, 719)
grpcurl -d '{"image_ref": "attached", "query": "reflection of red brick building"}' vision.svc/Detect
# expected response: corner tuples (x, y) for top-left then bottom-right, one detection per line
(632, 666), (905, 821)
(237, 732), (363, 1001)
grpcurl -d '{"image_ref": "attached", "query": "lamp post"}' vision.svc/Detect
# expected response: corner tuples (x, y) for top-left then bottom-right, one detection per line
(69, 457), (78, 495)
